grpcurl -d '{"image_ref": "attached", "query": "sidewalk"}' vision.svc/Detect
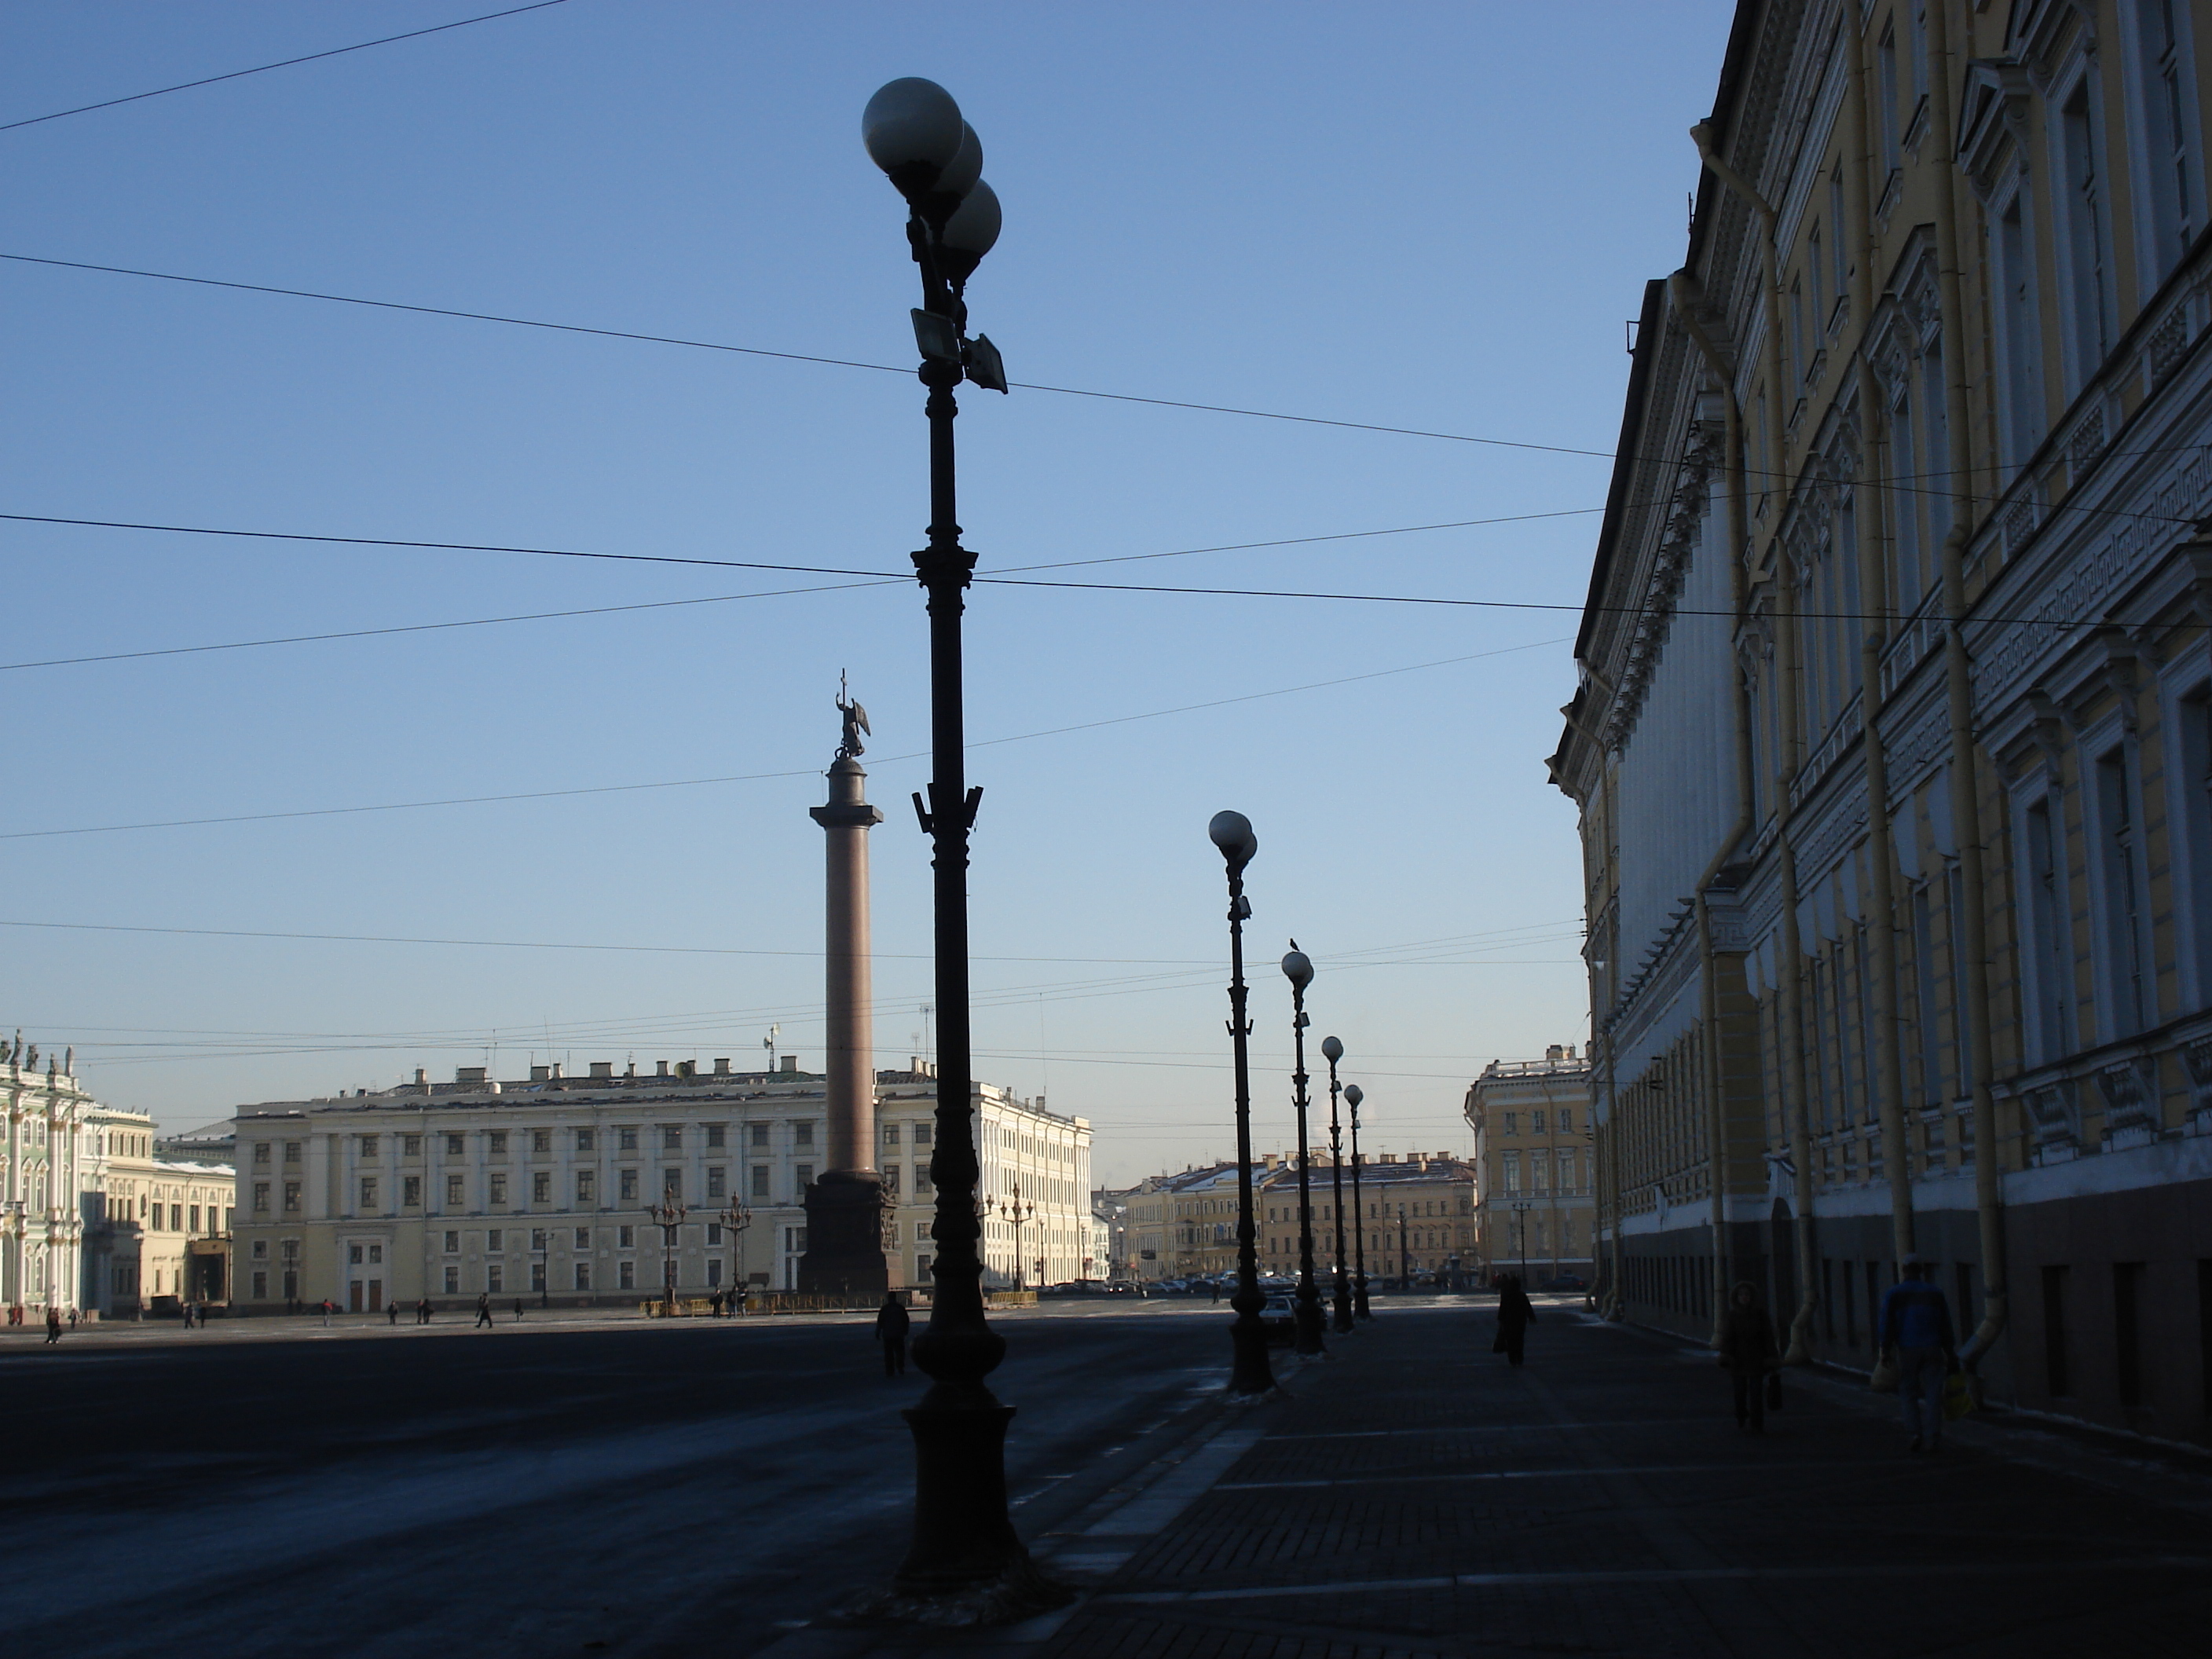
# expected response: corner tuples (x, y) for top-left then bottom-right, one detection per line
(1018, 1300), (2212, 1658)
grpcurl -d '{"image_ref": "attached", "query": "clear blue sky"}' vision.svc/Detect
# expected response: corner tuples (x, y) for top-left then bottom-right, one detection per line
(1, 2), (1730, 1184)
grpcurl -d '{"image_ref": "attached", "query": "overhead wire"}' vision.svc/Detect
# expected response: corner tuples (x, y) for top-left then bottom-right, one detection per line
(0, 635), (1568, 840)
(0, 2), (574, 133)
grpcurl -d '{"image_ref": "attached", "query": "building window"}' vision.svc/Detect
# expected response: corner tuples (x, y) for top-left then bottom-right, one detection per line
(706, 1124), (726, 1149)
(360, 1177), (378, 1210)
(1994, 181), (2044, 470)
(619, 1128), (639, 1152)
(663, 1126), (682, 1151)
(361, 1134), (379, 1157)
(577, 1128), (595, 1152)
(253, 1181), (270, 1213)
(283, 1141), (301, 1163)
(445, 1230), (460, 1253)
(446, 1133), (464, 1155)
(575, 1262), (591, 1291)
(619, 1260), (636, 1291)
(617, 1225), (635, 1247)
(2097, 745), (2154, 1035)
(2059, 79), (2115, 388)
(403, 1175), (422, 1208)
(488, 1265), (504, 1294)
(794, 1122), (815, 1149)
(488, 1229), (504, 1251)
(884, 1165), (901, 1196)
(1503, 1112), (1518, 1136)
(619, 1169), (639, 1202)
(533, 1172), (551, 1203)
(751, 1165), (769, 1199)
(282, 1181), (301, 1214)
(446, 1174), (465, 1207)
(751, 1124), (770, 1148)
(2128, 0), (2199, 284)
(489, 1173), (508, 1206)
(883, 1123), (901, 1146)
(796, 1163), (814, 1188)
(707, 1259), (723, 1287)
(707, 1166), (727, 1199)
(533, 1130), (551, 1154)
(532, 1262), (548, 1292)
(403, 1134), (422, 1157)
(445, 1266), (460, 1295)
(577, 1169), (596, 1205)
(1503, 1152), (1521, 1194)
(914, 1165), (933, 1194)
(707, 1222), (723, 1244)
(489, 1130), (508, 1156)
(254, 1142), (271, 1166)
(252, 1270), (269, 1300)
(913, 1123), (932, 1145)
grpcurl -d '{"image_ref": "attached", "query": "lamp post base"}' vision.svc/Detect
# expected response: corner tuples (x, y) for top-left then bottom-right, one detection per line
(1331, 1276), (1354, 1334)
(846, 1387), (1070, 1625)
(1354, 1273), (1373, 1320)
(1294, 1284), (1328, 1356)
(1229, 1309), (1276, 1394)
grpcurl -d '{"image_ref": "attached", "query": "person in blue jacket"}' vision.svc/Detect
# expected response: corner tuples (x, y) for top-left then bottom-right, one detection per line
(1879, 1254), (1957, 1453)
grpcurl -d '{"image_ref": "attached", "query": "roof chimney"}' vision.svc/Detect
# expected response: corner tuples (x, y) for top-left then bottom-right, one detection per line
(714, 1057), (732, 1076)
(414, 1068), (427, 1086)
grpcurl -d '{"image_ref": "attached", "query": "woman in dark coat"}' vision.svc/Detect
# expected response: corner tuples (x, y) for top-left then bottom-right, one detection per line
(1493, 1273), (1535, 1367)
(1719, 1280), (1779, 1431)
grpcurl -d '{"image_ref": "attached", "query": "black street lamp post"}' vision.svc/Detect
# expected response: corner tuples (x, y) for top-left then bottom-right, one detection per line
(994, 1183), (1035, 1291)
(1397, 1203), (1411, 1288)
(1511, 1199), (1533, 1281)
(1320, 1036), (1353, 1335)
(532, 1226), (548, 1309)
(645, 1195), (687, 1317)
(1208, 811), (1275, 1396)
(718, 1198), (753, 1314)
(1280, 946), (1326, 1357)
(861, 77), (1052, 1616)
(1346, 1082), (1371, 1318)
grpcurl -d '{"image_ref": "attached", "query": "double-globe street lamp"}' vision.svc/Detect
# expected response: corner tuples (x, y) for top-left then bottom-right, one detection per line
(1207, 811), (1275, 1396)
(1345, 1082), (1372, 1319)
(1280, 947), (1326, 1357)
(860, 77), (1052, 1616)
(1320, 1036), (1353, 1335)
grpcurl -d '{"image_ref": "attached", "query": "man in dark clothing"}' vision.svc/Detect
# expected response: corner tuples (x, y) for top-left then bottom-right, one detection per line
(416, 1297), (432, 1326)
(514, 1299), (525, 1322)
(1879, 1255), (1957, 1452)
(1494, 1274), (1535, 1366)
(44, 1306), (64, 1345)
(875, 1293), (910, 1378)
(474, 1293), (493, 1329)
(1718, 1281), (1779, 1430)
(387, 1299), (401, 1327)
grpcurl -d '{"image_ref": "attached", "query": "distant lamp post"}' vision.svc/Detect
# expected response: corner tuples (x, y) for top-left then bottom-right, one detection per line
(1208, 810), (1275, 1396)
(1320, 1036), (1353, 1334)
(644, 1193), (687, 1316)
(1511, 1199), (1533, 1282)
(719, 1198), (753, 1313)
(1397, 1203), (1412, 1287)
(1280, 946), (1325, 1357)
(997, 1183), (1035, 1291)
(862, 75), (1051, 1616)
(1345, 1083), (1371, 1318)
(532, 1226), (549, 1309)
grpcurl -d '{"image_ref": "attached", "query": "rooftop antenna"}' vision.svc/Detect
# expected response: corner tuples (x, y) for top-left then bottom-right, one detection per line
(764, 1024), (781, 1073)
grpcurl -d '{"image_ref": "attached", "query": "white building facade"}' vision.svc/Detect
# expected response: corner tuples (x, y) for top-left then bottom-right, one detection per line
(3, 1055), (86, 1316)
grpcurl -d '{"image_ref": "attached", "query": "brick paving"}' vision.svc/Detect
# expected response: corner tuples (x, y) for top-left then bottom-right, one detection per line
(1031, 1299), (2212, 1659)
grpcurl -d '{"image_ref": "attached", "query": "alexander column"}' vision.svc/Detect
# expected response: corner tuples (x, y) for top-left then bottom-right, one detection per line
(799, 679), (889, 1295)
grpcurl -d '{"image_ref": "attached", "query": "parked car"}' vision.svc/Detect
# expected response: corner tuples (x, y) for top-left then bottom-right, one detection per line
(1540, 1274), (1588, 1293)
(1259, 1294), (1298, 1346)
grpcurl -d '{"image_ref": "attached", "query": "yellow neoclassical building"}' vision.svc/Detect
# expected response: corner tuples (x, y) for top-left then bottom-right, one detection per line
(1554, 0), (2212, 1441)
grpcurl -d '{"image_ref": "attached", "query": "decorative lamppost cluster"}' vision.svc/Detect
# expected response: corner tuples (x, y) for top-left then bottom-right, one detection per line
(643, 1192), (687, 1317)
(859, 76), (1059, 1620)
(1207, 812), (1379, 1393)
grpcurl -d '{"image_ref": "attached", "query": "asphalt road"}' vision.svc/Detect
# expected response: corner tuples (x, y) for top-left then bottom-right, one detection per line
(0, 1301), (1236, 1657)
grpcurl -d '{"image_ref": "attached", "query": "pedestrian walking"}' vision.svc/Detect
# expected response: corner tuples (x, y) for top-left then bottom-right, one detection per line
(513, 1298), (525, 1322)
(474, 1292), (493, 1329)
(1492, 1273), (1535, 1367)
(1879, 1254), (1957, 1453)
(416, 1297), (431, 1326)
(45, 1306), (64, 1344)
(320, 1298), (332, 1327)
(709, 1289), (723, 1319)
(875, 1292), (910, 1379)
(1209, 1280), (1220, 1304)
(387, 1299), (400, 1326)
(1718, 1281), (1779, 1432)
(68, 1306), (80, 1330)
